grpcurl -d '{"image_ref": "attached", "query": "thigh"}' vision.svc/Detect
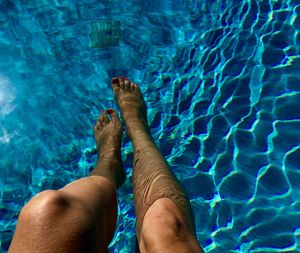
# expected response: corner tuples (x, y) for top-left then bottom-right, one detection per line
(9, 176), (117, 253)
(60, 175), (118, 241)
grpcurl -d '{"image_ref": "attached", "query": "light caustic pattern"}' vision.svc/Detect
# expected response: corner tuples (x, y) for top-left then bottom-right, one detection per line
(0, 0), (299, 252)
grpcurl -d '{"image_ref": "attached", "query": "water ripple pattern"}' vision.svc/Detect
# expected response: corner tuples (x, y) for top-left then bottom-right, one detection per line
(0, 0), (299, 252)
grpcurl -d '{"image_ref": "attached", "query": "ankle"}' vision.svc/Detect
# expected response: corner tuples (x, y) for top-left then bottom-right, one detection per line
(98, 147), (121, 161)
(126, 119), (150, 138)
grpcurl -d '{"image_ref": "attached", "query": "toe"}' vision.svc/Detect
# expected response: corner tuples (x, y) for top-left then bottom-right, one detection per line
(99, 113), (105, 125)
(130, 81), (135, 90)
(111, 77), (120, 89)
(118, 77), (125, 89)
(94, 120), (101, 131)
(124, 78), (130, 90)
(102, 111), (110, 124)
(99, 111), (109, 126)
(107, 108), (120, 122)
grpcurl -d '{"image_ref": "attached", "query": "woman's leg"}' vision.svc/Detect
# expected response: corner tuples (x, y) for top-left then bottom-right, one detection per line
(112, 77), (203, 253)
(9, 109), (125, 253)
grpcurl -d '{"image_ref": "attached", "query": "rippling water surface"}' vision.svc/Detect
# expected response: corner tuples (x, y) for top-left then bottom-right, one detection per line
(0, 0), (300, 252)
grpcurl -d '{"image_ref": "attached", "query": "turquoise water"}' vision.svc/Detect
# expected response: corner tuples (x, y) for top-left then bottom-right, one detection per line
(0, 0), (300, 252)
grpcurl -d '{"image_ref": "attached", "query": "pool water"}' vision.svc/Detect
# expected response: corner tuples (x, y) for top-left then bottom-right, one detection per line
(1, 0), (300, 252)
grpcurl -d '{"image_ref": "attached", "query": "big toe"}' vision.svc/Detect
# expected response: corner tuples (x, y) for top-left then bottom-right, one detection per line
(107, 108), (120, 122)
(112, 77), (120, 90)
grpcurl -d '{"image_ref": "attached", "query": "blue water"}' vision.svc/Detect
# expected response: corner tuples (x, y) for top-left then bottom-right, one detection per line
(0, 0), (300, 252)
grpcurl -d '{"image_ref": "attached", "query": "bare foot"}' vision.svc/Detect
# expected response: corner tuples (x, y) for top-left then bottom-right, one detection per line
(93, 109), (125, 187)
(111, 77), (149, 138)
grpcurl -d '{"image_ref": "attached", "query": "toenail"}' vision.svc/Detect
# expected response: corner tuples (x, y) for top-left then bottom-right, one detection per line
(107, 109), (114, 114)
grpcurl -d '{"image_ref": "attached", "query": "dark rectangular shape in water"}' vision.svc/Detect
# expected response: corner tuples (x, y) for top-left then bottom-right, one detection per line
(90, 20), (121, 48)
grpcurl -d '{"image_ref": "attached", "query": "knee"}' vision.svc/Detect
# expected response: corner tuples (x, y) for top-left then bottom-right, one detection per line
(139, 199), (203, 252)
(19, 190), (75, 224)
(140, 198), (186, 247)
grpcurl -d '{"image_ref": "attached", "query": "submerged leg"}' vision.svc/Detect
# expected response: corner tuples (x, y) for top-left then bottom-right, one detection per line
(9, 109), (125, 253)
(112, 77), (203, 252)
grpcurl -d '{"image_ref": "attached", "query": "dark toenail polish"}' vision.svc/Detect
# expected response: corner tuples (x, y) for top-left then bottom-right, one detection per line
(107, 109), (114, 114)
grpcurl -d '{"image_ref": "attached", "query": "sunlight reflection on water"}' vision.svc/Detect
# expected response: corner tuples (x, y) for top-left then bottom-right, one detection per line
(0, 74), (15, 116)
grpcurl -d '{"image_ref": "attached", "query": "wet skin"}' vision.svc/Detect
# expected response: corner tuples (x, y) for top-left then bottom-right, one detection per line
(8, 77), (203, 253)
